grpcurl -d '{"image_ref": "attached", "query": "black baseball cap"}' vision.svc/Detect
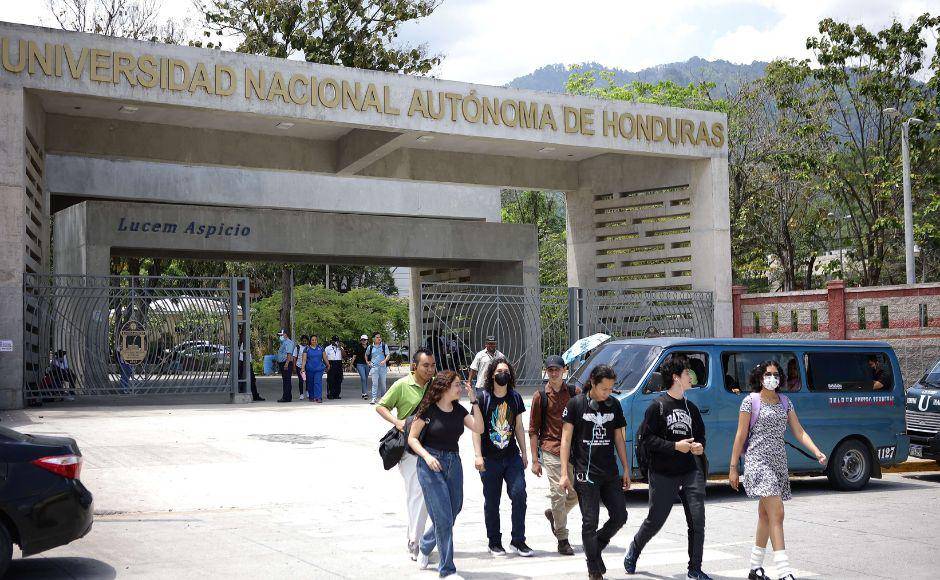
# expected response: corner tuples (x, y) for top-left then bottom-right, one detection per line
(545, 355), (565, 369)
(485, 335), (497, 343)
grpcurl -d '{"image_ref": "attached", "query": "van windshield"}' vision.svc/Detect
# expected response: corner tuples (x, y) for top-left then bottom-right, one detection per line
(568, 343), (662, 392)
(922, 360), (940, 389)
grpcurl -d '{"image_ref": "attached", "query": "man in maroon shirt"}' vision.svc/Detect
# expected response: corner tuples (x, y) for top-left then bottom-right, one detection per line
(528, 355), (580, 555)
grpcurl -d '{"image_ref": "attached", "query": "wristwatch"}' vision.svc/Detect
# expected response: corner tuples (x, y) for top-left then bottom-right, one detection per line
(470, 400), (479, 405)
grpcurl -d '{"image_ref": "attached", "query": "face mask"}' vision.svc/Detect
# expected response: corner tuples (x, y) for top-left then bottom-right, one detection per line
(763, 375), (780, 391)
(278, 336), (285, 342)
(494, 372), (510, 386)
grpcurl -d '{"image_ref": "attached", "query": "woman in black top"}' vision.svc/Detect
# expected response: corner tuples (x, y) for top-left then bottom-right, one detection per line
(409, 371), (484, 579)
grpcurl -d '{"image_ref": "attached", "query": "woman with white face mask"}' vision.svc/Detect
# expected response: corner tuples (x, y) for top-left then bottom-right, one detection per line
(729, 361), (827, 580)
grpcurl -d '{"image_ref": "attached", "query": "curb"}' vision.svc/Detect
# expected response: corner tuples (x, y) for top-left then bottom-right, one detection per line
(883, 458), (939, 474)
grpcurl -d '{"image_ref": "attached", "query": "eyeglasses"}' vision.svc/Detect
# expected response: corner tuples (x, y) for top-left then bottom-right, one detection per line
(764, 372), (781, 378)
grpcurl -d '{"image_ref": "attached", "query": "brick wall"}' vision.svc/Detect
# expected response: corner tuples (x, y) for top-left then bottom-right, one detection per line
(732, 282), (940, 385)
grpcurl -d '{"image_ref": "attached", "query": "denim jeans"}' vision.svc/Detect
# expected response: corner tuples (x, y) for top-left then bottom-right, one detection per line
(630, 467), (706, 572)
(480, 452), (527, 543)
(356, 363), (370, 396)
(370, 365), (388, 401)
(417, 448), (464, 578)
(575, 474), (628, 575)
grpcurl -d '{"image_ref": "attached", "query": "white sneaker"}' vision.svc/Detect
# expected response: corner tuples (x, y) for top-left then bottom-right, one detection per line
(418, 550), (431, 570)
(300, 393), (306, 400)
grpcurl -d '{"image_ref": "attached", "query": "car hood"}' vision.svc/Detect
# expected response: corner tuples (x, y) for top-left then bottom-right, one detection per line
(907, 384), (940, 414)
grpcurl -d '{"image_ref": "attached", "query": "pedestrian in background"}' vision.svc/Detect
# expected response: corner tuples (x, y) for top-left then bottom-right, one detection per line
(369, 332), (391, 404)
(295, 335), (309, 400)
(237, 328), (263, 402)
(276, 329), (295, 403)
(559, 364), (631, 580)
(625, 356), (710, 579)
(473, 358), (533, 557)
(325, 336), (345, 400)
(376, 348), (437, 561)
(730, 360), (827, 580)
(355, 335), (370, 400)
(468, 335), (504, 389)
(408, 370), (485, 579)
(528, 355), (579, 556)
(303, 335), (327, 403)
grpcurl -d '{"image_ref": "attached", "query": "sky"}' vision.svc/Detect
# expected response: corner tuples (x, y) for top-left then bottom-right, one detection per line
(2, 0), (938, 86)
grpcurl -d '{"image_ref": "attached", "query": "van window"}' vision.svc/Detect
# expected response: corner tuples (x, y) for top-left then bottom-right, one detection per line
(721, 351), (801, 394)
(646, 351), (709, 393)
(568, 343), (662, 392)
(804, 352), (894, 392)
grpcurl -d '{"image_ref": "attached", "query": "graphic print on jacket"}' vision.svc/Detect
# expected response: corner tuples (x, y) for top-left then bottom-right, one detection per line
(665, 408), (692, 438)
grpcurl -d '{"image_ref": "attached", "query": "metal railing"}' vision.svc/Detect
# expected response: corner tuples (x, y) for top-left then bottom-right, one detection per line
(23, 274), (250, 402)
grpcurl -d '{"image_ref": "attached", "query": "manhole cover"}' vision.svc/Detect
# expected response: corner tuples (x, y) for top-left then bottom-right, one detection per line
(249, 434), (325, 445)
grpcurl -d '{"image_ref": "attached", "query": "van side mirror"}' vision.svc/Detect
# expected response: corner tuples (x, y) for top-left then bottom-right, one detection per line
(645, 371), (664, 394)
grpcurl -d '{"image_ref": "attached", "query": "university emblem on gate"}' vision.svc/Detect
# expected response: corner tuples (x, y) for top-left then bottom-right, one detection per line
(118, 320), (148, 365)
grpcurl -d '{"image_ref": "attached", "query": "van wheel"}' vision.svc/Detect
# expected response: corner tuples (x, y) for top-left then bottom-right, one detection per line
(827, 440), (871, 491)
(0, 523), (11, 578)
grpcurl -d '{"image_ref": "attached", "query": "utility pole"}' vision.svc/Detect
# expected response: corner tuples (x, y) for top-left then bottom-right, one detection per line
(884, 108), (923, 285)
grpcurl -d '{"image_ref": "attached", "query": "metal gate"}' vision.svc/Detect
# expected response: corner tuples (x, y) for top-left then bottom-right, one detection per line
(421, 283), (714, 387)
(23, 275), (251, 402)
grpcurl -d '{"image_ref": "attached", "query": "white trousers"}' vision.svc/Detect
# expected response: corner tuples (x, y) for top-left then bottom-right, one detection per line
(398, 452), (429, 544)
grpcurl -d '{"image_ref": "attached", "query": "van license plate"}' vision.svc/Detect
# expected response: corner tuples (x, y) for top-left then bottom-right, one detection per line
(910, 444), (923, 458)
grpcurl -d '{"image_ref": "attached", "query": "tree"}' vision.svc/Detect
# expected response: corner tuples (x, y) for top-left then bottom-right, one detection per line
(46, 0), (191, 43)
(790, 14), (940, 286)
(565, 69), (725, 113)
(197, 0), (441, 74)
(501, 190), (567, 287)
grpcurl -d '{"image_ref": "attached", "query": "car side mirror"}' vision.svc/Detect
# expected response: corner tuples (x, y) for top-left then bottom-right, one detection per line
(644, 371), (663, 394)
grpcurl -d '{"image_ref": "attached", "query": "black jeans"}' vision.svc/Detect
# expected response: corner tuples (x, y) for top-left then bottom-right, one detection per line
(237, 362), (260, 399)
(296, 365), (305, 396)
(280, 361), (294, 401)
(326, 362), (343, 398)
(630, 465), (706, 572)
(575, 475), (628, 575)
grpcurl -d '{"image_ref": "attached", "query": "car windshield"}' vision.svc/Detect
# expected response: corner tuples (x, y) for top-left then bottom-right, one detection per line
(568, 343), (663, 392)
(921, 360), (940, 388)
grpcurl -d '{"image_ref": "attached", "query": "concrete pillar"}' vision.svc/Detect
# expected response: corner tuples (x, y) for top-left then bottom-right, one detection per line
(826, 279), (846, 340)
(0, 87), (25, 409)
(690, 157), (732, 337)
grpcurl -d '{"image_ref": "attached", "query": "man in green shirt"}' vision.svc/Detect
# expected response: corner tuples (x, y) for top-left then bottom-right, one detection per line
(376, 347), (436, 561)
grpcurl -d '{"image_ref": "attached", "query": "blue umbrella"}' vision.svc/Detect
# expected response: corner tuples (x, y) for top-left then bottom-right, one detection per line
(562, 333), (611, 365)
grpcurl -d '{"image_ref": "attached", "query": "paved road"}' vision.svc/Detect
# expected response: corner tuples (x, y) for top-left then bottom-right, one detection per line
(5, 383), (939, 579)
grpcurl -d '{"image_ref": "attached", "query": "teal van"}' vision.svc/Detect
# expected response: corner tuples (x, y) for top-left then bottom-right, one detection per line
(568, 338), (909, 491)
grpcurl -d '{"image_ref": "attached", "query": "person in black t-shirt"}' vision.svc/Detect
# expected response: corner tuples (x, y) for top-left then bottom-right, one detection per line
(409, 370), (484, 579)
(625, 357), (711, 580)
(472, 358), (533, 557)
(559, 364), (631, 580)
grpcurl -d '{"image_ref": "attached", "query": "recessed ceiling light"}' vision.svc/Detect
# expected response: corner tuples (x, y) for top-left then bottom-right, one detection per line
(539, 146), (556, 152)
(73, 106), (82, 110)
(415, 135), (435, 142)
(275, 122), (295, 129)
(119, 105), (138, 114)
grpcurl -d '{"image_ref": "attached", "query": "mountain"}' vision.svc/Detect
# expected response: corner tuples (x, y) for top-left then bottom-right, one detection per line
(507, 57), (768, 96)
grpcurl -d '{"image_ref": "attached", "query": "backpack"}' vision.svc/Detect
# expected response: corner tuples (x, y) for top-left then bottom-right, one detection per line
(366, 343), (389, 360)
(536, 383), (577, 442)
(635, 397), (666, 474)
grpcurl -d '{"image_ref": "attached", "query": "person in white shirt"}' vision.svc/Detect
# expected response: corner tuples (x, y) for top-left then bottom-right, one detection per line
(468, 335), (505, 389)
(294, 336), (309, 400)
(325, 336), (345, 400)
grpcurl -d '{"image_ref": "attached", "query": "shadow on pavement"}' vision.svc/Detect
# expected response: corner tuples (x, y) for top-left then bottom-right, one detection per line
(8, 557), (116, 579)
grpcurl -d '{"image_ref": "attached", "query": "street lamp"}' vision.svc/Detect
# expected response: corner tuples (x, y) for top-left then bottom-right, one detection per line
(883, 107), (924, 285)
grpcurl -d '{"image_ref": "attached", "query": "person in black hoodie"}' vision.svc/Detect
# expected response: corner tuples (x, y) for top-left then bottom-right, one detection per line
(625, 356), (711, 580)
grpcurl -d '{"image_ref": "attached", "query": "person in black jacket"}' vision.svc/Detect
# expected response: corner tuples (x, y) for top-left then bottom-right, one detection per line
(625, 356), (711, 580)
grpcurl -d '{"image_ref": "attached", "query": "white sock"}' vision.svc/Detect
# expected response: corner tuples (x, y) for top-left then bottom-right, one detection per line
(773, 550), (792, 578)
(749, 546), (766, 570)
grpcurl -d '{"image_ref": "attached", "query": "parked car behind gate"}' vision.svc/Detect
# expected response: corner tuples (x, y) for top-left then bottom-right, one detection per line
(568, 338), (909, 491)
(906, 358), (940, 466)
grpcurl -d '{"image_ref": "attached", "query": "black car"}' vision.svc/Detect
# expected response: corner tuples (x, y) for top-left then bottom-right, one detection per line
(0, 426), (93, 575)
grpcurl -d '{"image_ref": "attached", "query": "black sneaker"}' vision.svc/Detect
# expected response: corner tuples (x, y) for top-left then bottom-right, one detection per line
(588, 572), (604, 580)
(687, 571), (713, 580)
(748, 568), (768, 580)
(488, 541), (506, 556)
(277, 398), (290, 403)
(778, 575), (796, 580)
(510, 540), (534, 557)
(623, 543), (638, 574)
(557, 538), (574, 556)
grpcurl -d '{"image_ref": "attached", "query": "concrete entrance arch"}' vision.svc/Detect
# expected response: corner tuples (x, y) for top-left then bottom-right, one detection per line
(0, 21), (731, 408)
